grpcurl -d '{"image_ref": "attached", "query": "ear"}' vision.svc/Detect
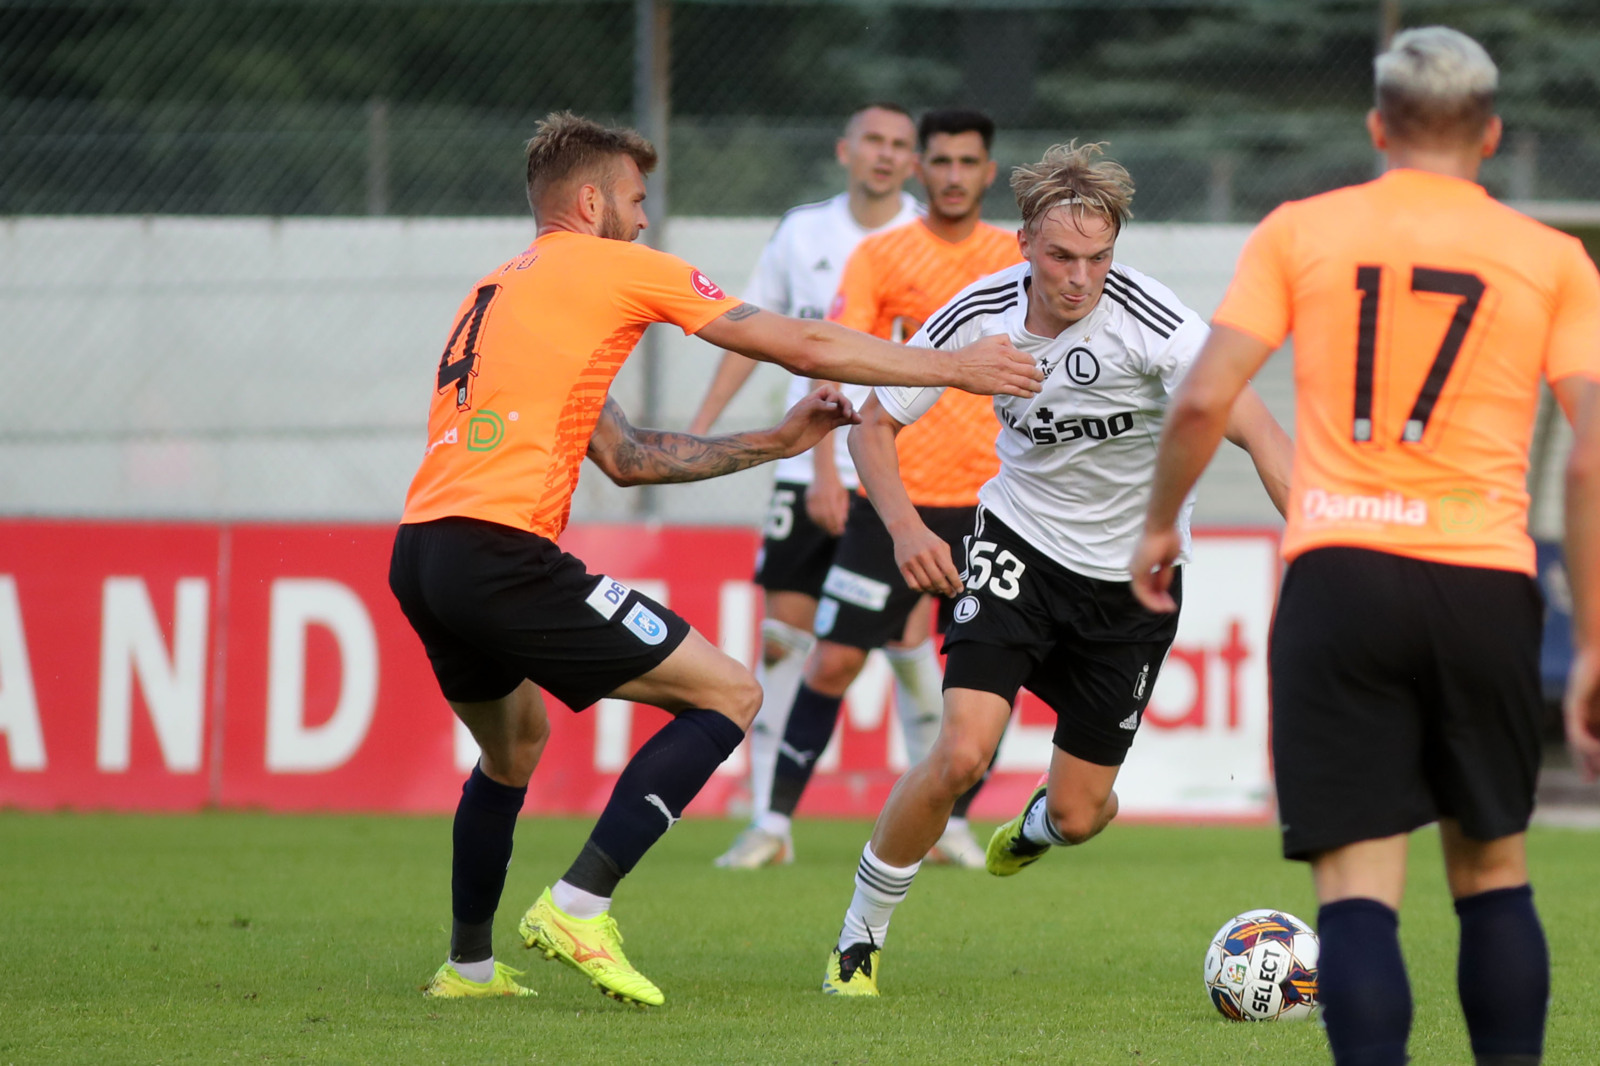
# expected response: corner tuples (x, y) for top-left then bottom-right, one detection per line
(1481, 114), (1504, 159)
(1365, 109), (1387, 151)
(982, 158), (998, 190)
(575, 182), (604, 225)
(835, 137), (851, 168)
(1016, 225), (1032, 262)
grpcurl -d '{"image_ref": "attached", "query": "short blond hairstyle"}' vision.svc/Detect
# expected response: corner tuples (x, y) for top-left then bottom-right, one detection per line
(524, 111), (658, 217)
(1012, 141), (1134, 236)
(1375, 26), (1498, 146)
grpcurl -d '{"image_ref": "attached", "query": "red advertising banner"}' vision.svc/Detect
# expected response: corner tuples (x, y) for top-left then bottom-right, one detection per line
(0, 519), (1278, 821)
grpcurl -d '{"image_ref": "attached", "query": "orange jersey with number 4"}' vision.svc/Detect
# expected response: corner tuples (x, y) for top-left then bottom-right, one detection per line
(831, 220), (1020, 506)
(400, 231), (741, 539)
(1214, 168), (1600, 574)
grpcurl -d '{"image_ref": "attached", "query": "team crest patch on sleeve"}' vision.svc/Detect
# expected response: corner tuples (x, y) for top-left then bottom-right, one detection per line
(691, 270), (727, 300)
(623, 602), (669, 645)
(585, 576), (632, 620)
(952, 595), (980, 623)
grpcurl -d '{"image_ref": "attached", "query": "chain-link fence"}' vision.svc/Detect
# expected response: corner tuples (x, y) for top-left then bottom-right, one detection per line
(2, 0), (1598, 527)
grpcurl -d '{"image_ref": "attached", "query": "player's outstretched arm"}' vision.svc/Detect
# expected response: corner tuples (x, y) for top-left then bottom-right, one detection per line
(1131, 324), (1276, 611)
(687, 349), (761, 435)
(696, 304), (1042, 399)
(1556, 374), (1600, 779)
(849, 395), (963, 596)
(587, 388), (860, 487)
(1222, 384), (1293, 519)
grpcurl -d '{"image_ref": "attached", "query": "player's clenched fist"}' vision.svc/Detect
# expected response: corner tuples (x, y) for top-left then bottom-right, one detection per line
(773, 386), (861, 459)
(890, 518), (964, 597)
(948, 334), (1042, 399)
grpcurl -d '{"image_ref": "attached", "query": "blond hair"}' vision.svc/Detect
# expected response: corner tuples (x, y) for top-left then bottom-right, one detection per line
(524, 111), (658, 217)
(1011, 141), (1134, 236)
(1374, 27), (1498, 145)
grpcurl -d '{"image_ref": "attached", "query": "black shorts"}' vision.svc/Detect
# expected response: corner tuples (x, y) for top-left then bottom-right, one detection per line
(940, 510), (1182, 767)
(754, 480), (840, 598)
(389, 517), (691, 710)
(813, 494), (975, 650)
(1270, 547), (1544, 861)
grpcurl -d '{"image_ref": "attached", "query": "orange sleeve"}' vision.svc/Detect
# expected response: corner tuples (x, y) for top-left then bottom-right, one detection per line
(615, 244), (744, 334)
(1545, 238), (1600, 384)
(1211, 205), (1295, 349)
(829, 241), (881, 333)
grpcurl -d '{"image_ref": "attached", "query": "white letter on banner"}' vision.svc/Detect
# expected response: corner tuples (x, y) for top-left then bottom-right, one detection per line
(712, 580), (756, 777)
(97, 577), (209, 772)
(594, 580), (668, 772)
(0, 576), (45, 770)
(265, 579), (377, 773)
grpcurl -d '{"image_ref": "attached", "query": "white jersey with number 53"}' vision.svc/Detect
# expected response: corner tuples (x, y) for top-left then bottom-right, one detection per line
(875, 261), (1208, 582)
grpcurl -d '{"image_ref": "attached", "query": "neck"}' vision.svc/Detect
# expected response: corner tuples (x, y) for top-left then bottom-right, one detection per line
(847, 186), (904, 230)
(920, 210), (980, 244)
(1023, 291), (1069, 339)
(1382, 147), (1483, 184)
(536, 213), (600, 239)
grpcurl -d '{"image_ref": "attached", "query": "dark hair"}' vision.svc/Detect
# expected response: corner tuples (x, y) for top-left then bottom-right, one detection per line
(524, 110), (658, 217)
(917, 108), (995, 152)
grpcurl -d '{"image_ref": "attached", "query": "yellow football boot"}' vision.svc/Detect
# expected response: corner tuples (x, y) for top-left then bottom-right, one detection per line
(421, 960), (536, 998)
(518, 887), (665, 1007)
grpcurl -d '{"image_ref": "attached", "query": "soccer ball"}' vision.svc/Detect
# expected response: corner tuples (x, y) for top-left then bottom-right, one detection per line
(1203, 909), (1320, 1022)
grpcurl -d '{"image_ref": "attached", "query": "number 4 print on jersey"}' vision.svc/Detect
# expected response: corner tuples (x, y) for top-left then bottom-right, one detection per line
(437, 284), (501, 411)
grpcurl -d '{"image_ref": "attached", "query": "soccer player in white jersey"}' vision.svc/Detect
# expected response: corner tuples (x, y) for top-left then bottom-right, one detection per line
(685, 104), (937, 869)
(821, 142), (1294, 996)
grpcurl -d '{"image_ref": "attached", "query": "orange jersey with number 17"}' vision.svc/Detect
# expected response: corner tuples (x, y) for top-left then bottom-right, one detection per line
(830, 219), (1021, 507)
(400, 231), (741, 539)
(1213, 168), (1600, 574)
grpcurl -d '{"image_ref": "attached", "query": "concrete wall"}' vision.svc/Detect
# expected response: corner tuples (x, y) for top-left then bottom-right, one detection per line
(7, 213), (1520, 532)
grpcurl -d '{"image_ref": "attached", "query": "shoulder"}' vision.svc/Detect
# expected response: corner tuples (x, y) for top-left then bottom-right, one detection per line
(856, 219), (925, 257)
(1102, 263), (1193, 341)
(922, 263), (1028, 347)
(769, 196), (842, 241)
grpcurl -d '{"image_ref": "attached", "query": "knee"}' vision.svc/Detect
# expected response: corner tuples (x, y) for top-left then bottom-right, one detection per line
(1047, 798), (1112, 846)
(929, 740), (989, 797)
(721, 668), (763, 730)
(805, 642), (865, 696)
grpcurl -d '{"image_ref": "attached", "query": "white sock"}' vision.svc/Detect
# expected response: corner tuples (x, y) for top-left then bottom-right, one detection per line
(551, 879), (611, 920)
(451, 957), (496, 983)
(943, 816), (970, 837)
(1021, 792), (1069, 848)
(756, 810), (793, 838)
(838, 843), (922, 952)
(749, 619), (816, 817)
(885, 640), (943, 764)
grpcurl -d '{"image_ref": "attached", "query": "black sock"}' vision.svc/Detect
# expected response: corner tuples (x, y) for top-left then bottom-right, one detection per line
(1318, 899), (1412, 1066)
(449, 764), (526, 962)
(1456, 884), (1548, 1065)
(768, 684), (844, 818)
(563, 708), (745, 897)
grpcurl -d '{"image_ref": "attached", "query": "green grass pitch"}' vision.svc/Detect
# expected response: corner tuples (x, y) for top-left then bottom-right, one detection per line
(1, 813), (1595, 1065)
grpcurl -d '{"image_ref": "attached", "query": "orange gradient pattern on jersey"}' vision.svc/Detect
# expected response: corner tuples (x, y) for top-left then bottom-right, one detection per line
(832, 220), (1021, 506)
(401, 231), (741, 539)
(1214, 168), (1600, 574)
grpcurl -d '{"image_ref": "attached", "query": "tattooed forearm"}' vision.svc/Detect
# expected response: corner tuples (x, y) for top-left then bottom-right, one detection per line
(593, 398), (779, 486)
(611, 427), (776, 484)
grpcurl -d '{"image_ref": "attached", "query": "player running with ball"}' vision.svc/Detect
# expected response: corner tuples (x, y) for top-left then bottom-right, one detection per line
(821, 141), (1292, 996)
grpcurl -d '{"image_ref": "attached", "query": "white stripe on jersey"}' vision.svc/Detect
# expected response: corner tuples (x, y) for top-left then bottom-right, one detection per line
(876, 262), (1208, 582)
(743, 191), (923, 488)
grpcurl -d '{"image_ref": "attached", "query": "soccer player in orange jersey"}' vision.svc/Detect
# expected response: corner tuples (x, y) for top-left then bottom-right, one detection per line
(715, 110), (1022, 871)
(391, 112), (1041, 1006)
(1131, 28), (1600, 1066)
